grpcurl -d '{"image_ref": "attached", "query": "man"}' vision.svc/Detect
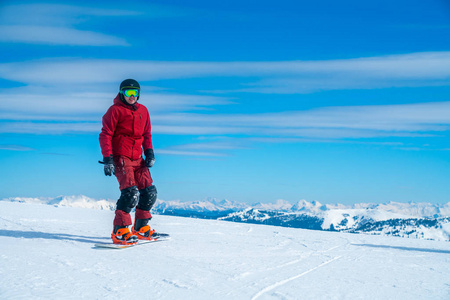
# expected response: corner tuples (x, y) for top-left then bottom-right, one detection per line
(99, 79), (157, 245)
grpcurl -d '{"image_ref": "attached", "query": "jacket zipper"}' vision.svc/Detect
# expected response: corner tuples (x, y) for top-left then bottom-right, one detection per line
(132, 112), (135, 159)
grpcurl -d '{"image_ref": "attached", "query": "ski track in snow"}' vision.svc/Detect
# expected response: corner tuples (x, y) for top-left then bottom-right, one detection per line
(251, 256), (342, 300)
(1, 201), (450, 299)
(244, 238), (350, 299)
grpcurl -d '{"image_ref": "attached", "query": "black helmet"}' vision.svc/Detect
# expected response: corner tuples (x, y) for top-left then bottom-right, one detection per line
(119, 79), (140, 102)
(120, 79), (140, 91)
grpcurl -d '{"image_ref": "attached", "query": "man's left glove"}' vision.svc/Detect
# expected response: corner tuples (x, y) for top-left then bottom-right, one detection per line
(102, 155), (115, 176)
(144, 148), (155, 168)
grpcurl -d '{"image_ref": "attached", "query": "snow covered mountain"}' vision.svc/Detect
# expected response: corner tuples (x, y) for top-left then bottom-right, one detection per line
(222, 207), (450, 242)
(3, 195), (116, 210)
(2, 196), (450, 241)
(153, 197), (248, 219)
(219, 199), (450, 241)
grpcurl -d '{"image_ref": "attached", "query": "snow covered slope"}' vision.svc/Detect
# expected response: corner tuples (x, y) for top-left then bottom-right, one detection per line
(1, 201), (450, 299)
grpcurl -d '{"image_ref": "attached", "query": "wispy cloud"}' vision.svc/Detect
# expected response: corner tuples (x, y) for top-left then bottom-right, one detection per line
(0, 25), (129, 46)
(157, 149), (229, 157)
(0, 144), (35, 151)
(152, 101), (450, 136)
(1, 51), (449, 154)
(0, 3), (138, 46)
(0, 3), (142, 26)
(1, 101), (449, 141)
(1, 52), (449, 91)
(0, 87), (234, 123)
(0, 122), (100, 135)
(157, 140), (246, 157)
(172, 141), (247, 151)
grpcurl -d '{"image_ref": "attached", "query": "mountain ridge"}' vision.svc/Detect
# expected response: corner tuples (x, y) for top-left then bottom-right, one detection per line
(2, 195), (450, 241)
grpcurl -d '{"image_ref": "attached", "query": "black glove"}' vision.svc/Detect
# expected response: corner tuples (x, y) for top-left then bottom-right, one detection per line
(102, 155), (115, 176)
(144, 148), (155, 168)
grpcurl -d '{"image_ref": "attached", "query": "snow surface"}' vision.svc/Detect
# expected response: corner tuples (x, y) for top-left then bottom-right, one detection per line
(1, 201), (450, 299)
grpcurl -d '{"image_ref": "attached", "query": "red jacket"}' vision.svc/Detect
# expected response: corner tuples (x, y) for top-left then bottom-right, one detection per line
(99, 94), (153, 160)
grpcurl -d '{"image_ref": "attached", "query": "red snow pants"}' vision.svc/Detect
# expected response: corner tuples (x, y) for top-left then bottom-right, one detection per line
(113, 155), (153, 226)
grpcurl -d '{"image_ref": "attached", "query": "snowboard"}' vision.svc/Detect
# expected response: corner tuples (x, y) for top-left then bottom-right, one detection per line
(94, 233), (170, 249)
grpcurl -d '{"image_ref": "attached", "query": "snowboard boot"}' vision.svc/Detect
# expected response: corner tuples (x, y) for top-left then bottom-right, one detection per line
(111, 225), (138, 245)
(132, 218), (156, 240)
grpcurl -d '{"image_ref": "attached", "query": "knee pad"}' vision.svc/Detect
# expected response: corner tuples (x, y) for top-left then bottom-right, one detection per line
(137, 185), (157, 211)
(116, 186), (139, 213)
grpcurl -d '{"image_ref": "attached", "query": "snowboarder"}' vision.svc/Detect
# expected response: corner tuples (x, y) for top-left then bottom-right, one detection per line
(99, 79), (157, 245)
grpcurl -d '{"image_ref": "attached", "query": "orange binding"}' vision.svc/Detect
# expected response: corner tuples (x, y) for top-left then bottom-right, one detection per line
(111, 227), (138, 245)
(132, 225), (156, 240)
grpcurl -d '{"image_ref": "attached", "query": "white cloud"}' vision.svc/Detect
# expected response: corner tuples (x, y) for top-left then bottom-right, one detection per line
(0, 2), (192, 47)
(0, 100), (448, 158)
(157, 140), (247, 157)
(0, 4), (142, 26)
(157, 149), (229, 157)
(1, 52), (450, 91)
(1, 52), (449, 149)
(1, 98), (448, 139)
(141, 94), (235, 112)
(152, 101), (450, 135)
(172, 141), (247, 150)
(152, 125), (246, 135)
(0, 86), (233, 121)
(0, 3), (138, 46)
(0, 145), (35, 151)
(1, 73), (449, 140)
(0, 25), (129, 46)
(0, 89), (113, 118)
(0, 122), (100, 135)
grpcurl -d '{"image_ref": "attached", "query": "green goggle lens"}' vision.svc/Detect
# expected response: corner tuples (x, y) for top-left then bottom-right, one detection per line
(122, 89), (139, 97)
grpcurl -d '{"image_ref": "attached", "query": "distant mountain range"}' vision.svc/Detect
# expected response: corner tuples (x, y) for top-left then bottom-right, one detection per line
(2, 196), (450, 242)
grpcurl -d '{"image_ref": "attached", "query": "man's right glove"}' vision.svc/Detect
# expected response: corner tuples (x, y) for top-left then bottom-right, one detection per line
(102, 155), (115, 176)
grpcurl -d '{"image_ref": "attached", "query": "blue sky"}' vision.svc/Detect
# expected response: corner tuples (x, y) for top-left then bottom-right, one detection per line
(1, 0), (450, 205)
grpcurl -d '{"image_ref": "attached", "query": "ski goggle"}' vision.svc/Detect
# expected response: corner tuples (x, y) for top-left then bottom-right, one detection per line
(121, 88), (140, 97)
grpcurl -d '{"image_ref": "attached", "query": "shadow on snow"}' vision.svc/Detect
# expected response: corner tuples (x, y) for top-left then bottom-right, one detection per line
(352, 243), (450, 254)
(0, 229), (109, 244)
